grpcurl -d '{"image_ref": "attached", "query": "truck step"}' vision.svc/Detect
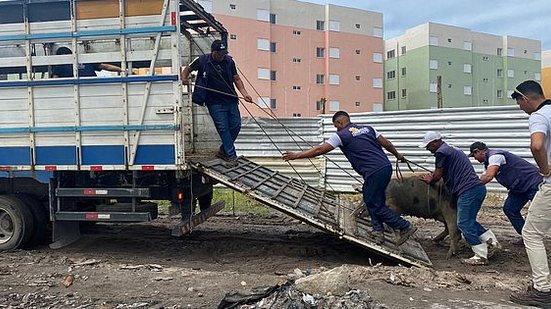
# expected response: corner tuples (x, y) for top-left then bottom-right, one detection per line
(56, 188), (150, 198)
(55, 211), (151, 222)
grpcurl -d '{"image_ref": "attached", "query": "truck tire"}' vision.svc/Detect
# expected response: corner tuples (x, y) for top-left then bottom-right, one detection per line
(14, 194), (49, 248)
(0, 195), (34, 250)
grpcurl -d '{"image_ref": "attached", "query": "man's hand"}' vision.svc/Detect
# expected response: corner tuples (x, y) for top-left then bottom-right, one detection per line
(420, 173), (432, 184)
(182, 78), (190, 86)
(243, 94), (253, 103)
(282, 152), (299, 161)
(396, 153), (406, 163)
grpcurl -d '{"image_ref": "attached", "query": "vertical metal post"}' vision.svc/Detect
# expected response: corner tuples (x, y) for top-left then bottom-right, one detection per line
(119, 0), (130, 167)
(172, 0), (185, 167)
(71, 0), (82, 168)
(23, 3), (36, 168)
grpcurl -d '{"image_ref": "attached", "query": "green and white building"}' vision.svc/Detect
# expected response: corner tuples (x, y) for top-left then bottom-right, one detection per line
(384, 22), (541, 111)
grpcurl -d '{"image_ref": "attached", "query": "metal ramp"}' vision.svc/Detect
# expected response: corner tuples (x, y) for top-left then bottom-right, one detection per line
(189, 157), (432, 268)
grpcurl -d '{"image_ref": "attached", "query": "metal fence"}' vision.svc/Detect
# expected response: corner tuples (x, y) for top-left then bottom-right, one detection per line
(236, 105), (533, 193)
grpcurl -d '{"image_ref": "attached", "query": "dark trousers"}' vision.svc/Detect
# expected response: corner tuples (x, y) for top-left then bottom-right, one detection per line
(504, 187), (538, 234)
(207, 103), (241, 158)
(362, 165), (410, 232)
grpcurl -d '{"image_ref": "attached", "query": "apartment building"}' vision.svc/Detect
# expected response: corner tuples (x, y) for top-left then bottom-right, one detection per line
(195, 0), (384, 117)
(543, 51), (551, 96)
(384, 23), (541, 111)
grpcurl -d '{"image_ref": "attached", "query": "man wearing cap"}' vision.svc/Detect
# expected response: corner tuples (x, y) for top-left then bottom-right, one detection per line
(283, 111), (416, 246)
(420, 132), (499, 265)
(469, 141), (541, 237)
(181, 39), (253, 166)
(509, 80), (551, 307)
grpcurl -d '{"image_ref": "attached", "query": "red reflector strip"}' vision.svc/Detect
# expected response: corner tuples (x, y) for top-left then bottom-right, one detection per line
(90, 166), (103, 171)
(83, 189), (96, 195)
(141, 165), (154, 171)
(45, 165), (57, 171)
(85, 213), (98, 219)
(171, 12), (176, 25)
(0, 166), (11, 171)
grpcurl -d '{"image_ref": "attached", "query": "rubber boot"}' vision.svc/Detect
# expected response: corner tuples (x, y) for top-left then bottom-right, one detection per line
(480, 229), (501, 258)
(462, 243), (488, 265)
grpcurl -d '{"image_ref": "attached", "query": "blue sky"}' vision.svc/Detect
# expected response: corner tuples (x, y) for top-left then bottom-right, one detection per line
(306, 0), (551, 50)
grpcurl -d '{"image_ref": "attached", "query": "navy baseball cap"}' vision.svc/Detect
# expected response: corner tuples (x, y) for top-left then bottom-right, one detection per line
(211, 39), (228, 54)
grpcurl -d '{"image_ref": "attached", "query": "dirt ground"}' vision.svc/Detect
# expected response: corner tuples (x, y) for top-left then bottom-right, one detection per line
(0, 200), (544, 308)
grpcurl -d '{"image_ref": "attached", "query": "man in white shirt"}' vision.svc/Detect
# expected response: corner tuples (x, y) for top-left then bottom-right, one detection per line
(510, 80), (551, 308)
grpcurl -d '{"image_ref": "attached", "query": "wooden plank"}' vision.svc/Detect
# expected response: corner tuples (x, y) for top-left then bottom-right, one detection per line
(250, 170), (278, 190)
(230, 165), (261, 181)
(171, 200), (225, 237)
(77, 0), (163, 20)
(271, 178), (292, 199)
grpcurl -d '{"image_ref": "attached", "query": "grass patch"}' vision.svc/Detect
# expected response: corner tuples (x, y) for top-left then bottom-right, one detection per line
(213, 187), (274, 215)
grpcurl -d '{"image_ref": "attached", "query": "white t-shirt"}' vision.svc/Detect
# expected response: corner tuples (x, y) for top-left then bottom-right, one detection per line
(529, 104), (551, 182)
(327, 128), (381, 148)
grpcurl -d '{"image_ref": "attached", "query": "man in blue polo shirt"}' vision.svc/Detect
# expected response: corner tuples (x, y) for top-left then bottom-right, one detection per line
(469, 141), (541, 237)
(282, 111), (416, 246)
(420, 132), (499, 265)
(52, 47), (123, 78)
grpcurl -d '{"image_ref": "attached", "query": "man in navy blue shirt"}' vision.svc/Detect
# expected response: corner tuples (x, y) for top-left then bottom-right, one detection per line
(421, 132), (499, 265)
(52, 47), (123, 78)
(283, 111), (416, 246)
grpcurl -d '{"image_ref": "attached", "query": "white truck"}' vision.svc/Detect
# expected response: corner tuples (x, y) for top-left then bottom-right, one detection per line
(0, 0), (224, 249)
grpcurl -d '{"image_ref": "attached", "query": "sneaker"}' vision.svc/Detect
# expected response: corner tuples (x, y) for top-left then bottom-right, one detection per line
(216, 150), (228, 160)
(373, 231), (385, 245)
(396, 222), (417, 246)
(223, 156), (239, 168)
(510, 284), (551, 308)
(462, 255), (488, 266)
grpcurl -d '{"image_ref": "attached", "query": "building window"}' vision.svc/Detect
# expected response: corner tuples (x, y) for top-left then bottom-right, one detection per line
(329, 74), (340, 85)
(270, 70), (276, 81)
(229, 4), (236, 9)
(508, 69), (514, 78)
(329, 20), (340, 31)
(316, 74), (324, 84)
(464, 86), (472, 95)
(256, 9), (270, 21)
(292, 58), (301, 63)
(507, 48), (514, 57)
(292, 85), (301, 90)
(387, 50), (395, 59)
(387, 91), (396, 100)
(534, 53), (541, 60)
(316, 20), (325, 30)
(270, 98), (277, 109)
(355, 75), (361, 81)
(316, 47), (325, 58)
(329, 100), (340, 111)
(429, 59), (438, 70)
(387, 70), (396, 79)
(497, 48), (503, 56)
(355, 23), (361, 29)
(401, 88), (407, 98)
(497, 69), (503, 77)
(257, 97), (269, 108)
(401, 46), (406, 55)
(401, 67), (406, 76)
(430, 83), (437, 93)
(257, 68), (270, 80)
(270, 42), (277, 52)
(355, 49), (361, 55)
(535, 72), (541, 81)
(292, 30), (301, 35)
(463, 64), (472, 73)
(463, 41), (472, 51)
(257, 38), (269, 51)
(372, 26), (382, 37)
(497, 89), (503, 98)
(429, 36), (439, 46)
(355, 101), (361, 107)
(373, 78), (382, 88)
(373, 53), (382, 63)
(329, 47), (340, 59)
(269, 13), (276, 24)
(230, 34), (237, 40)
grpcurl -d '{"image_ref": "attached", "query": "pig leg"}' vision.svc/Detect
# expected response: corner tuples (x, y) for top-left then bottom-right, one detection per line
(445, 220), (462, 259)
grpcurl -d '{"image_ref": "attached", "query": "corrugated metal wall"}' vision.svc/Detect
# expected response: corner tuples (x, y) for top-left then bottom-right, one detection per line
(236, 106), (534, 193)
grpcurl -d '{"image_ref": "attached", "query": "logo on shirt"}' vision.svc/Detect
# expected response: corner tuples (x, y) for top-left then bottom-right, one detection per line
(349, 127), (370, 137)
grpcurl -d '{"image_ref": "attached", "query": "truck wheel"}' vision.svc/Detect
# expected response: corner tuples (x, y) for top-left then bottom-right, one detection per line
(15, 194), (49, 248)
(0, 195), (34, 250)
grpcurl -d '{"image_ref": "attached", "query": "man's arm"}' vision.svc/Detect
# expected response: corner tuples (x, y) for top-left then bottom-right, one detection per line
(480, 165), (499, 184)
(421, 168), (444, 184)
(233, 74), (253, 103)
(377, 135), (405, 162)
(282, 143), (334, 161)
(180, 66), (192, 85)
(99, 63), (124, 74)
(531, 132), (550, 176)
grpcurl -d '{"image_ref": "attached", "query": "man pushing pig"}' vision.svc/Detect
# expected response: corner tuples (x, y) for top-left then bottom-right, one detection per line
(420, 132), (500, 265)
(282, 111), (416, 245)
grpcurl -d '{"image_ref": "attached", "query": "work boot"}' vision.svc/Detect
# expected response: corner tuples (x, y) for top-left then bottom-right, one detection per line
(373, 231), (385, 245)
(462, 243), (488, 265)
(396, 222), (417, 246)
(479, 229), (501, 258)
(510, 284), (551, 309)
(223, 156), (239, 168)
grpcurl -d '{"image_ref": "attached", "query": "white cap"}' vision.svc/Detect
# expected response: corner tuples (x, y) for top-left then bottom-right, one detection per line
(419, 131), (442, 148)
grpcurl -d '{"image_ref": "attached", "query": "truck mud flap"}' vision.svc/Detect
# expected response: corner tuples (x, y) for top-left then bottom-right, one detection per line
(189, 157), (432, 268)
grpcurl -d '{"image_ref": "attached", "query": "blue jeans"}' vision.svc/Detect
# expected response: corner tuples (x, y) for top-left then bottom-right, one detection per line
(504, 187), (538, 235)
(207, 103), (241, 158)
(456, 184), (487, 246)
(362, 165), (410, 232)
